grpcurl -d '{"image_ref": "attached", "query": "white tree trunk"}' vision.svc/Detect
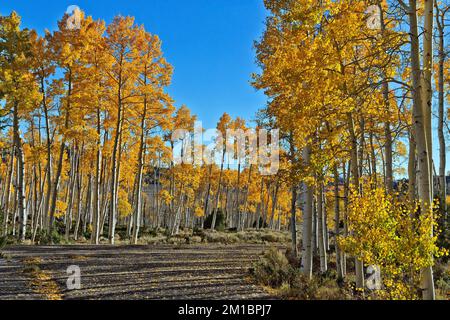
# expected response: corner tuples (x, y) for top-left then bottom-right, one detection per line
(300, 145), (313, 279)
(317, 181), (327, 273)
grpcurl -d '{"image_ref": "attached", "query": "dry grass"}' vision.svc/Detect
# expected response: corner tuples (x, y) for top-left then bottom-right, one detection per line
(123, 228), (291, 246)
(435, 261), (450, 300)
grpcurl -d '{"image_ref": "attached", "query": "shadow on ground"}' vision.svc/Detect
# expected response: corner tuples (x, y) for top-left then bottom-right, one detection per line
(0, 244), (281, 300)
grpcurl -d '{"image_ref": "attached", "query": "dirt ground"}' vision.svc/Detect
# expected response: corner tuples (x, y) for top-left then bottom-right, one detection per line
(0, 244), (279, 300)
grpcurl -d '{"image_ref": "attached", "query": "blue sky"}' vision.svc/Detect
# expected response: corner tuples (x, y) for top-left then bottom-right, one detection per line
(1, 0), (268, 129)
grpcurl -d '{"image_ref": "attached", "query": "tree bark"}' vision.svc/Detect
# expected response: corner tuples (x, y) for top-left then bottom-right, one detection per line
(13, 101), (27, 242)
(317, 180), (327, 273)
(436, 4), (447, 218)
(347, 113), (365, 290)
(2, 147), (14, 236)
(334, 165), (344, 280)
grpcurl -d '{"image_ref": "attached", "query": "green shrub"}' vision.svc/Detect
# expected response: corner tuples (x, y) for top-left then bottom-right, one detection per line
(278, 272), (319, 299)
(115, 225), (129, 240)
(139, 235), (166, 244)
(193, 227), (205, 237)
(250, 247), (349, 300)
(82, 229), (92, 240)
(252, 217), (268, 229)
(0, 213), (3, 237)
(236, 231), (260, 243)
(0, 236), (6, 250)
(0, 236), (6, 259)
(251, 247), (292, 287)
(35, 229), (64, 245)
(163, 228), (172, 237)
(203, 210), (225, 231)
(144, 228), (158, 237)
(187, 235), (202, 244)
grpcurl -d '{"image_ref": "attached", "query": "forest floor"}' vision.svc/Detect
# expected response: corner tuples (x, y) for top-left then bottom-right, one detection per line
(0, 243), (283, 300)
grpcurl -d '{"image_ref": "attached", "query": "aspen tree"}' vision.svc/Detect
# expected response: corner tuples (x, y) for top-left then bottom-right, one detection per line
(131, 28), (173, 244)
(105, 16), (141, 244)
(211, 113), (231, 230)
(402, 0), (436, 300)
(435, 2), (449, 219)
(46, 12), (88, 232)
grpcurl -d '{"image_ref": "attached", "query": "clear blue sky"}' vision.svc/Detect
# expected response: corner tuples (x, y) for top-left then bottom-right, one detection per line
(1, 0), (268, 129)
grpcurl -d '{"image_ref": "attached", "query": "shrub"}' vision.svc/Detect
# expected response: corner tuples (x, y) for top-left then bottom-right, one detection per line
(0, 213), (3, 236)
(251, 247), (292, 287)
(279, 272), (320, 299)
(0, 236), (6, 250)
(167, 237), (185, 245)
(115, 225), (128, 240)
(339, 188), (448, 299)
(163, 228), (172, 237)
(143, 235), (166, 244)
(186, 235), (202, 244)
(251, 247), (349, 300)
(205, 231), (239, 244)
(0, 236), (6, 259)
(434, 262), (450, 299)
(236, 231), (260, 243)
(261, 232), (284, 243)
(193, 227), (206, 238)
(144, 228), (158, 237)
(35, 229), (64, 245)
(82, 230), (92, 240)
(252, 217), (268, 229)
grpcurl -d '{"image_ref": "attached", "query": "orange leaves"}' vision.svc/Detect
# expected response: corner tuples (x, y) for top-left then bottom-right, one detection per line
(216, 113), (232, 139)
(0, 13), (40, 115)
(160, 190), (173, 206)
(254, 0), (407, 192)
(118, 189), (132, 218)
(194, 206), (204, 218)
(54, 200), (68, 218)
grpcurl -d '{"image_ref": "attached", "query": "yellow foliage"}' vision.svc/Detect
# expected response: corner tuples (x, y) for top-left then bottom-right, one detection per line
(54, 200), (67, 218)
(194, 206), (204, 218)
(159, 189), (173, 205)
(339, 188), (447, 299)
(118, 190), (132, 218)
